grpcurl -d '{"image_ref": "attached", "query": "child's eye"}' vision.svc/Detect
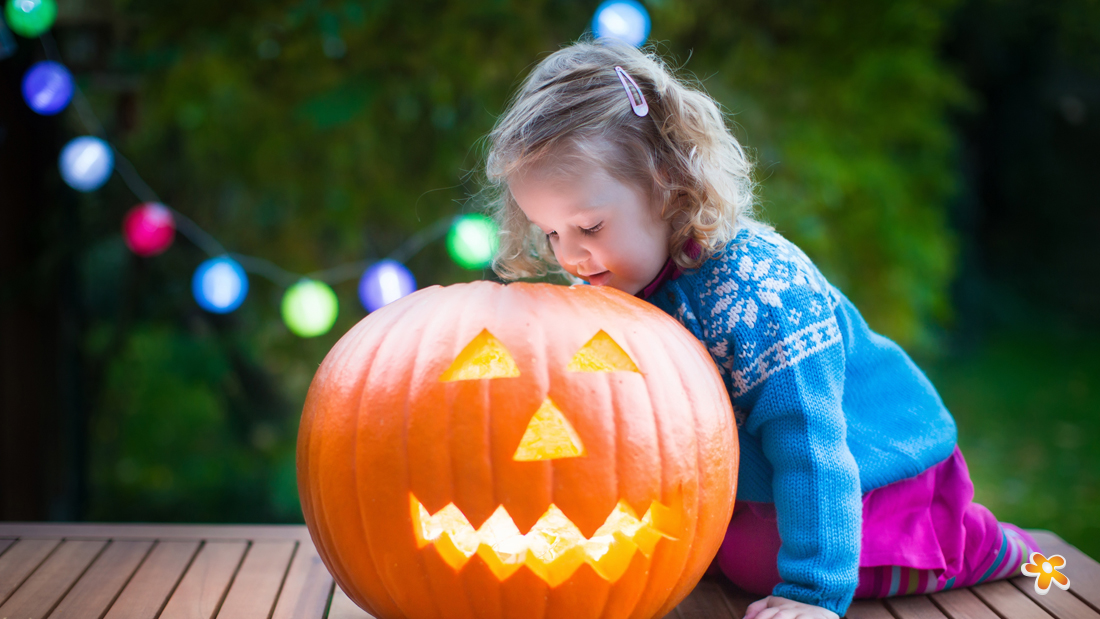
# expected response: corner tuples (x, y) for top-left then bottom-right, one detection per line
(581, 223), (603, 236)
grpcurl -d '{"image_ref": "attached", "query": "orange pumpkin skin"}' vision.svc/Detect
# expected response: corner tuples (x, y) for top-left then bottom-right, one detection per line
(297, 281), (737, 619)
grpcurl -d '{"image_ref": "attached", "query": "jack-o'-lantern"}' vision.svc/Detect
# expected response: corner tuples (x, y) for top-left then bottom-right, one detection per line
(297, 281), (737, 619)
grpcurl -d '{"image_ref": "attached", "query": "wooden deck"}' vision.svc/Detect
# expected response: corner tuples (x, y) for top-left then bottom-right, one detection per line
(0, 523), (1093, 619)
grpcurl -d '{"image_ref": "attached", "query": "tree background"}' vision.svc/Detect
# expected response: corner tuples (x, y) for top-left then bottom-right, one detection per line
(2, 0), (1097, 559)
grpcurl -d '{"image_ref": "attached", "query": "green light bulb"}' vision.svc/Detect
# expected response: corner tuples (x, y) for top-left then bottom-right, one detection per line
(447, 214), (498, 270)
(282, 279), (339, 338)
(5, 0), (57, 38)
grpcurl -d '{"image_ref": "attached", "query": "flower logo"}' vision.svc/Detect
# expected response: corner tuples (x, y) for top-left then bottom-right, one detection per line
(1021, 551), (1071, 595)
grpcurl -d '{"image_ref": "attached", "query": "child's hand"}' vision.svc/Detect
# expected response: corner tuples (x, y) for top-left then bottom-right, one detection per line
(743, 595), (840, 619)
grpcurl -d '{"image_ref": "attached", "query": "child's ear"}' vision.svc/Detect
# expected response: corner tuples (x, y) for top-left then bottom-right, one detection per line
(660, 188), (690, 222)
(653, 163), (686, 202)
(668, 207), (690, 229)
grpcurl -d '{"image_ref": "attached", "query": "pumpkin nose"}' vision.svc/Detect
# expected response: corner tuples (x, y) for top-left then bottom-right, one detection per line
(512, 329), (641, 461)
(513, 398), (586, 461)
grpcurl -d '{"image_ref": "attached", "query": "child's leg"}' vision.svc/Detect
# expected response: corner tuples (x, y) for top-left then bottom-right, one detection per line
(715, 499), (1043, 598)
(715, 500), (783, 595)
(852, 522), (1043, 598)
(714, 500), (955, 597)
(854, 566), (944, 597)
(714, 503), (952, 599)
(966, 522), (1042, 586)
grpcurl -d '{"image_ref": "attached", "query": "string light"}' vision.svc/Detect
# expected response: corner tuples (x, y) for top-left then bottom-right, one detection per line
(4, 0), (57, 38)
(592, 0), (650, 48)
(282, 279), (339, 337)
(22, 60), (72, 115)
(446, 214), (499, 270)
(21, 16), (581, 336)
(123, 202), (176, 257)
(358, 259), (416, 313)
(59, 136), (113, 192)
(193, 256), (249, 314)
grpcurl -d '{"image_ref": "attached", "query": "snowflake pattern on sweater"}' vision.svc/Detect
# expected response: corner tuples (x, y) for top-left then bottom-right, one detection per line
(669, 227), (847, 425)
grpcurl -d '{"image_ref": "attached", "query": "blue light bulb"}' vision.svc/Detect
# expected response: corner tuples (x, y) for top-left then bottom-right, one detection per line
(592, 0), (651, 48)
(22, 60), (72, 115)
(59, 136), (113, 192)
(358, 259), (416, 313)
(192, 256), (249, 313)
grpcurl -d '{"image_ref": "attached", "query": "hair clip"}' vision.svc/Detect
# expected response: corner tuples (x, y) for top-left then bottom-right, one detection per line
(615, 66), (648, 117)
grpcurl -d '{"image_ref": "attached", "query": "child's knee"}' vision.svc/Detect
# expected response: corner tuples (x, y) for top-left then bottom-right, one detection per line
(715, 504), (783, 595)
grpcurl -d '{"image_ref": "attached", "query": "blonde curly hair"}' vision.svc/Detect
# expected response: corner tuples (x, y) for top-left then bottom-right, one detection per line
(481, 37), (762, 282)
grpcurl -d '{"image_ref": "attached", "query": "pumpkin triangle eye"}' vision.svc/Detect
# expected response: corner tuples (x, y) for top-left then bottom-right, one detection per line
(439, 329), (521, 382)
(513, 398), (586, 461)
(567, 330), (640, 373)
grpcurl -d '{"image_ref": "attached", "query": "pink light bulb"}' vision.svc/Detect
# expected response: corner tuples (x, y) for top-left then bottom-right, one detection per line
(123, 202), (176, 257)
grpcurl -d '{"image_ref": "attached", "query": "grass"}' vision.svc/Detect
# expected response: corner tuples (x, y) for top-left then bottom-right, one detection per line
(922, 330), (1100, 561)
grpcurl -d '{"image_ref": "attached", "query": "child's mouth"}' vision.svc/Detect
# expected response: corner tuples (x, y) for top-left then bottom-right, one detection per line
(585, 271), (612, 286)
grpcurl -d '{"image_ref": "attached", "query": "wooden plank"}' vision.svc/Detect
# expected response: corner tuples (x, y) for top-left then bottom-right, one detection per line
(0, 539), (106, 619)
(328, 584), (375, 619)
(1011, 574), (1100, 619)
(0, 538), (14, 557)
(929, 588), (1002, 619)
(710, 577), (757, 618)
(971, 579), (1055, 619)
(886, 595), (949, 619)
(0, 521), (311, 541)
(49, 540), (154, 619)
(1029, 529), (1100, 613)
(674, 579), (737, 619)
(0, 538), (60, 605)
(845, 600), (896, 619)
(103, 540), (202, 619)
(216, 540), (297, 619)
(158, 541), (248, 619)
(271, 539), (335, 619)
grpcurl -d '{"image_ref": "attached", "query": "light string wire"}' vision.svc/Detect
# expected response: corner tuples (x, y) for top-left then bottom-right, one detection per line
(37, 31), (455, 288)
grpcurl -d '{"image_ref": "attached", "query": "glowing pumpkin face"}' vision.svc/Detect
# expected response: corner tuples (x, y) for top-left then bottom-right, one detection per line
(298, 282), (737, 619)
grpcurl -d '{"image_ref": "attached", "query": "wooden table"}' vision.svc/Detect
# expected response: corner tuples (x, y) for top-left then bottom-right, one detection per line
(0, 523), (1093, 619)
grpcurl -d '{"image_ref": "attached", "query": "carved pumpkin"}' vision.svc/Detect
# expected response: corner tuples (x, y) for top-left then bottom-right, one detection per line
(297, 281), (737, 619)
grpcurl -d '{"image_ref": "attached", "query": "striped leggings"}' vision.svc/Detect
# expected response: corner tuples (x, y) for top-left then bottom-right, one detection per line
(853, 523), (1038, 597)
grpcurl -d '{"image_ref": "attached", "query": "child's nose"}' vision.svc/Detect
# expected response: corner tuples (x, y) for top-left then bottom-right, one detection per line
(557, 234), (590, 269)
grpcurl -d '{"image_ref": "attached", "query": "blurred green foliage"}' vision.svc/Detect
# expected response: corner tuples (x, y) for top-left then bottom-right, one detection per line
(924, 332), (1100, 560)
(89, 324), (300, 522)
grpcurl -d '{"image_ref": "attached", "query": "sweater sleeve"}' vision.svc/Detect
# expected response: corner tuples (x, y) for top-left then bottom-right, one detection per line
(737, 310), (863, 617)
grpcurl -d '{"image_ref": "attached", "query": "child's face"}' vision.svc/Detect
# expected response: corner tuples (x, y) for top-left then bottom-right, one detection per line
(509, 162), (672, 296)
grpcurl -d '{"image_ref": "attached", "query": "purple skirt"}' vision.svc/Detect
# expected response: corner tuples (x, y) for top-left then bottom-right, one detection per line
(716, 445), (1043, 597)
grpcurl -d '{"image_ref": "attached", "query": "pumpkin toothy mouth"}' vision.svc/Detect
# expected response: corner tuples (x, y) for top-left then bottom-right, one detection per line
(410, 493), (682, 586)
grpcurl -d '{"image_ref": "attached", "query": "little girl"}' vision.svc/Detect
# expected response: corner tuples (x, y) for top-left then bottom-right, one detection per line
(481, 39), (1042, 619)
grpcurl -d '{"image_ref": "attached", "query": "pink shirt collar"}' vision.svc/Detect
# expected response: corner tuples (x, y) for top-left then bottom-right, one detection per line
(636, 238), (701, 300)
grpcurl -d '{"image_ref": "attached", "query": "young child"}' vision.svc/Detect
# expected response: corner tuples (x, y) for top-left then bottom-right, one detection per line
(481, 38), (1043, 619)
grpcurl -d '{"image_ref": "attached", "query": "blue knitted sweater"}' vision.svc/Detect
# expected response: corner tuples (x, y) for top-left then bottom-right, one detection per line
(645, 225), (957, 616)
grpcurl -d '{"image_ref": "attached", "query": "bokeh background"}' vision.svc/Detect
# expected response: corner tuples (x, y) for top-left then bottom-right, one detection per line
(2, 0), (1097, 561)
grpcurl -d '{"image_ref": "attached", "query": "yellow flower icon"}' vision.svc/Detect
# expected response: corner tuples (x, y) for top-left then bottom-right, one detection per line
(1021, 551), (1071, 595)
